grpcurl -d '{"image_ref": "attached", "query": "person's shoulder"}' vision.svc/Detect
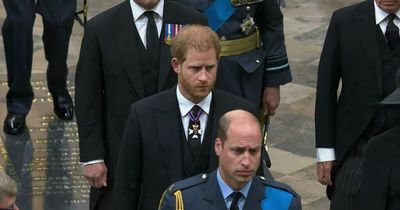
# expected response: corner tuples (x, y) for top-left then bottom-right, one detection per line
(332, 0), (369, 19)
(167, 0), (201, 14)
(133, 87), (176, 107)
(166, 0), (206, 22)
(213, 89), (257, 112)
(213, 89), (249, 103)
(258, 176), (300, 199)
(166, 173), (209, 194)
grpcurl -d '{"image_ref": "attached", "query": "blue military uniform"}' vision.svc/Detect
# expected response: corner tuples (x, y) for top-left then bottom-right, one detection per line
(159, 171), (302, 210)
(175, 0), (291, 108)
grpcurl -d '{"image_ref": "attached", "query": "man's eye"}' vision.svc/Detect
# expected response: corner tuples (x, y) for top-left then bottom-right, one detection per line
(233, 148), (244, 154)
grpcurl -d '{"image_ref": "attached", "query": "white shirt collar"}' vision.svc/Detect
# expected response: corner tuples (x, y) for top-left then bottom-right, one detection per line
(176, 86), (212, 117)
(374, 1), (400, 25)
(130, 0), (164, 22)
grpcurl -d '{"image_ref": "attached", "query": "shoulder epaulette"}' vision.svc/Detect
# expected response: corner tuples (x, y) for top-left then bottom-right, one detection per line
(258, 176), (299, 197)
(167, 173), (209, 193)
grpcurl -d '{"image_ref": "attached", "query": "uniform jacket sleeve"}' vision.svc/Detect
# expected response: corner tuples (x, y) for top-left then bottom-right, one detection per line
(256, 0), (291, 86)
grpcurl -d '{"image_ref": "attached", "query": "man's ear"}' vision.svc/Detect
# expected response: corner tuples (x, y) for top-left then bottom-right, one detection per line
(171, 58), (180, 74)
(215, 138), (222, 156)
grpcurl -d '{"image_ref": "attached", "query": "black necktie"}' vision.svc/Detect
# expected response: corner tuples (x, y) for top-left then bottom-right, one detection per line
(386, 14), (399, 50)
(188, 105), (203, 159)
(143, 11), (159, 55)
(230, 192), (242, 210)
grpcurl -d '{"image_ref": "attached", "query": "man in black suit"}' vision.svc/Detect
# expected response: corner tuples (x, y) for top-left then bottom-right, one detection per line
(315, 0), (400, 209)
(112, 25), (257, 210)
(74, 0), (206, 209)
(159, 110), (301, 210)
(359, 69), (400, 210)
(2, 0), (76, 135)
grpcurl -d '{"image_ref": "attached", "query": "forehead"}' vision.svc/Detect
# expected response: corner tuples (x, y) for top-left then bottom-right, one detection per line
(225, 125), (261, 146)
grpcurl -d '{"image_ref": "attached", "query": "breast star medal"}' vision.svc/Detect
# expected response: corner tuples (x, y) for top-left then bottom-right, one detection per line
(189, 123), (202, 139)
(240, 14), (255, 35)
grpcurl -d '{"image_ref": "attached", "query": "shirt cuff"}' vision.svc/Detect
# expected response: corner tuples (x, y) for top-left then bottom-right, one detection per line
(82, 159), (104, 166)
(316, 148), (336, 162)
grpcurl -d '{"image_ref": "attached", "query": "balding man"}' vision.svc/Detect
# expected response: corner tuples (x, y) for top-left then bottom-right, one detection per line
(159, 110), (301, 210)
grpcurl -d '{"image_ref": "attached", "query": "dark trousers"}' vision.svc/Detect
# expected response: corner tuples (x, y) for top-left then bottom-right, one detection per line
(90, 186), (113, 210)
(330, 139), (367, 210)
(2, 0), (76, 115)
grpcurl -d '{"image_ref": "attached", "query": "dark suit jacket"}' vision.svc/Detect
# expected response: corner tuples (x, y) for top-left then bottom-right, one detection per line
(112, 87), (257, 210)
(359, 124), (400, 210)
(75, 0), (206, 207)
(315, 0), (385, 164)
(159, 170), (301, 210)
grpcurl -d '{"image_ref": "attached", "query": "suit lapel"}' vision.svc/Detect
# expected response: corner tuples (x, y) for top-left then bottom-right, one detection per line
(356, 0), (383, 93)
(112, 1), (145, 98)
(155, 88), (185, 182)
(201, 171), (228, 210)
(243, 177), (265, 210)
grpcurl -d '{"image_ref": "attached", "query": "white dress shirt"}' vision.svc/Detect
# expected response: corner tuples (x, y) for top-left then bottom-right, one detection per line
(130, 0), (164, 48)
(82, 0), (165, 166)
(316, 2), (400, 162)
(176, 87), (211, 143)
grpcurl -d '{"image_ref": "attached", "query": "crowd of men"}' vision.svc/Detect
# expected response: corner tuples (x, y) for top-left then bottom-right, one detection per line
(2, 0), (400, 209)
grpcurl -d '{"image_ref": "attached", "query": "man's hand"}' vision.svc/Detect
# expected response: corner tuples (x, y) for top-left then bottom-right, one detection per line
(317, 161), (335, 186)
(263, 86), (280, 116)
(82, 162), (108, 188)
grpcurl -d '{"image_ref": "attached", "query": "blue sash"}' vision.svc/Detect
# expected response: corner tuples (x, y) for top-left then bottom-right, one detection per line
(204, 0), (235, 31)
(261, 186), (293, 209)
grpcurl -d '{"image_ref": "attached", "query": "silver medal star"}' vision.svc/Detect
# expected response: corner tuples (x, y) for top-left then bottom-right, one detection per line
(240, 14), (255, 35)
(189, 124), (202, 139)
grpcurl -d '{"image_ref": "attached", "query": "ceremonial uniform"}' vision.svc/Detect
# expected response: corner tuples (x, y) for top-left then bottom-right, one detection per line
(159, 171), (301, 210)
(175, 0), (291, 107)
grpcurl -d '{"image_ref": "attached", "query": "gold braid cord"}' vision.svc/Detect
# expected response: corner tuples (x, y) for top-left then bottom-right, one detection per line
(173, 190), (185, 210)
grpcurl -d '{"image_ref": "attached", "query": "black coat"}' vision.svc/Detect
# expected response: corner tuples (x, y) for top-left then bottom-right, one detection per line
(75, 0), (207, 208)
(359, 125), (400, 210)
(112, 87), (257, 210)
(315, 0), (386, 164)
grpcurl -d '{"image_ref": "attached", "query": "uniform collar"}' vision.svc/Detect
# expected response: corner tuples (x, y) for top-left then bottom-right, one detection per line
(216, 169), (252, 200)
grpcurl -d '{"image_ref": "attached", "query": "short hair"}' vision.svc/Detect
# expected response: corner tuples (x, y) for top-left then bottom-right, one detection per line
(217, 110), (261, 144)
(0, 171), (17, 203)
(171, 25), (221, 63)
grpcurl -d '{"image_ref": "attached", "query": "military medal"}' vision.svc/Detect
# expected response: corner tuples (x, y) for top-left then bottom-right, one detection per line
(189, 124), (202, 139)
(188, 108), (203, 139)
(240, 14), (255, 35)
(165, 23), (186, 45)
